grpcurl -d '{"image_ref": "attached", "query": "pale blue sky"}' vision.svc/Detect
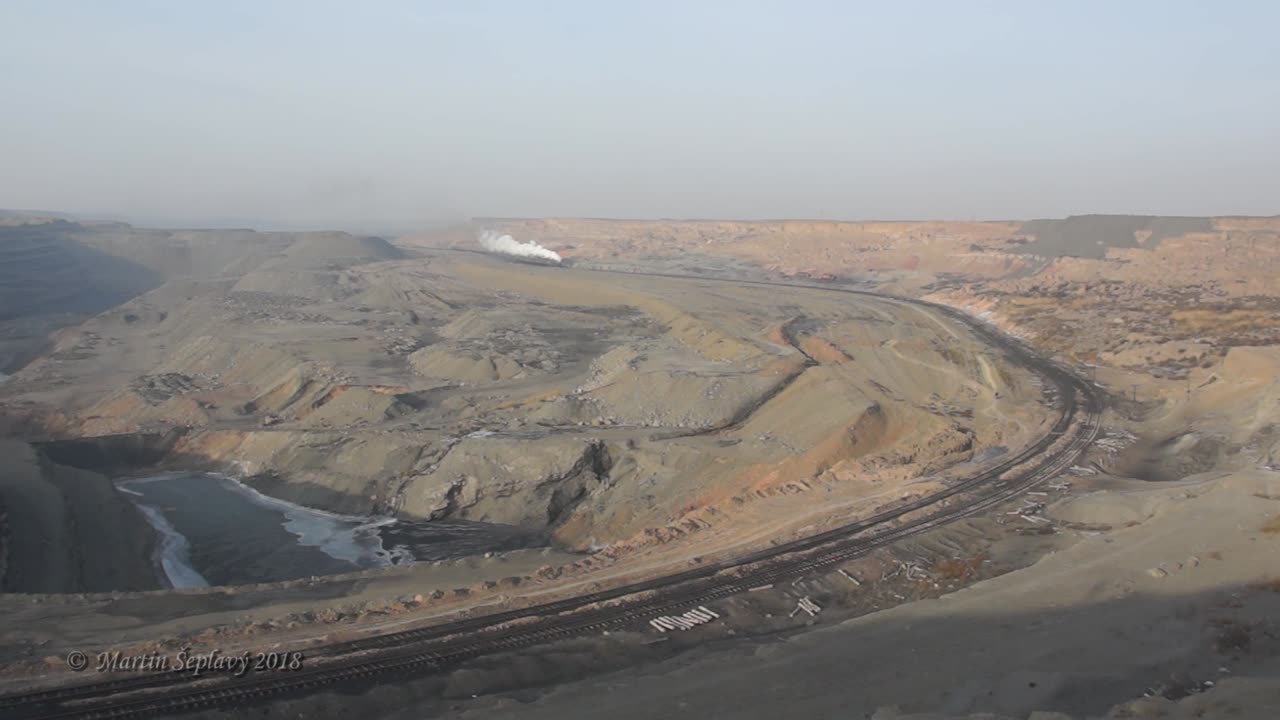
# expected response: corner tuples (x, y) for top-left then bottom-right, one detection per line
(2, 1), (1277, 229)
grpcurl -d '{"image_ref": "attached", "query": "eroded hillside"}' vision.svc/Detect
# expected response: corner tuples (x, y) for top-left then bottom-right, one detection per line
(0, 220), (1051, 584)
(410, 215), (1280, 480)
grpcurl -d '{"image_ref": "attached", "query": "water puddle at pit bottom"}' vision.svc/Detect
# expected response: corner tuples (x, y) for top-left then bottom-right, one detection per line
(118, 473), (549, 589)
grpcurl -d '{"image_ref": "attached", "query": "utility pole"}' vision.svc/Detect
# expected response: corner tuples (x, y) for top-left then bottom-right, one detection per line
(1131, 384), (1139, 402)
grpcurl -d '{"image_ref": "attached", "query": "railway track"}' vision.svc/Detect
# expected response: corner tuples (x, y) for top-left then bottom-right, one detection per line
(1, 266), (1104, 719)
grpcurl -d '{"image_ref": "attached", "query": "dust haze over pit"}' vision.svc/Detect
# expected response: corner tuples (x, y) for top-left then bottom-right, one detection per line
(2, 1), (1279, 230)
(2, 3), (1280, 720)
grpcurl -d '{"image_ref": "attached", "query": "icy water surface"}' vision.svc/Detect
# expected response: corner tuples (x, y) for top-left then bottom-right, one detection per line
(119, 473), (548, 588)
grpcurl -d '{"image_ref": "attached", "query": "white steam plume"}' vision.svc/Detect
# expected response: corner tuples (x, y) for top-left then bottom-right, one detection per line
(477, 230), (562, 263)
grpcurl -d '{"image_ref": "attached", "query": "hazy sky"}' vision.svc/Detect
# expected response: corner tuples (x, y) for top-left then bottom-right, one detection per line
(2, 1), (1277, 230)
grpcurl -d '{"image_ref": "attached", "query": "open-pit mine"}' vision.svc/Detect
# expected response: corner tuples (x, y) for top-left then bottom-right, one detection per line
(1, 214), (1277, 720)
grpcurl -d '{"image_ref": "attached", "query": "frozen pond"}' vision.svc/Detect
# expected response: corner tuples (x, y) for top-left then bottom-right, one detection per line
(119, 473), (549, 588)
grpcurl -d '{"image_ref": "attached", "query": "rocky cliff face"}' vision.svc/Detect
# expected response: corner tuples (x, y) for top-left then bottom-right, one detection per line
(402, 437), (613, 528)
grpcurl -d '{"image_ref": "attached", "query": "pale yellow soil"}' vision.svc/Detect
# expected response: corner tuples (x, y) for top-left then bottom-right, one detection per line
(415, 470), (1280, 720)
(5, 214), (1280, 718)
(0, 224), (1054, 683)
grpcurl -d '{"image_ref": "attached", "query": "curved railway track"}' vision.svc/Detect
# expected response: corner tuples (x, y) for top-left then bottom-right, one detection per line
(1, 265), (1104, 719)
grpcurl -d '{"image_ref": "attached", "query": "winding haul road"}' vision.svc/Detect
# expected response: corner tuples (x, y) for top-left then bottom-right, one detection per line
(1, 265), (1104, 720)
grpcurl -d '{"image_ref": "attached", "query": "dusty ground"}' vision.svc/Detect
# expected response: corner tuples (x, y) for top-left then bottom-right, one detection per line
(435, 470), (1280, 720)
(0, 217), (1052, 688)
(1, 226), (1042, 545)
(389, 216), (1280, 718)
(3, 213), (1279, 718)
(218, 467), (1280, 720)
